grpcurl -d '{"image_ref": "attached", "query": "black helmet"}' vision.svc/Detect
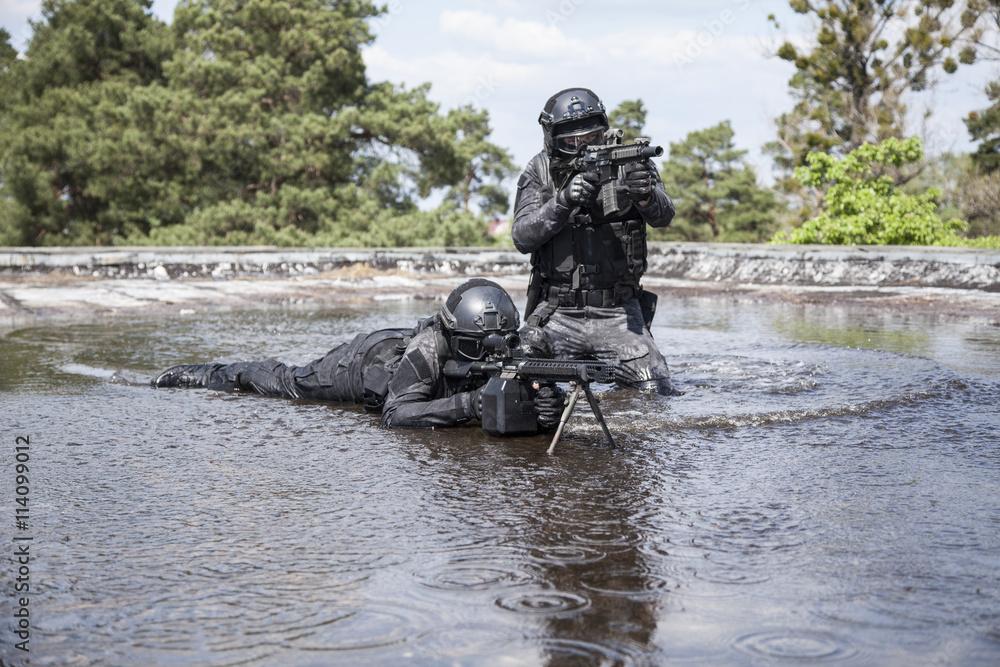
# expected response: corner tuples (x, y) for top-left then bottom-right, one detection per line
(538, 87), (609, 158)
(439, 279), (520, 360)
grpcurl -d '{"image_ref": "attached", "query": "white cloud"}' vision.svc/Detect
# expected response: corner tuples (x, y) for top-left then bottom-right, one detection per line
(1, 0), (43, 52)
(363, 44), (542, 109)
(365, 3), (807, 186)
(439, 10), (588, 61)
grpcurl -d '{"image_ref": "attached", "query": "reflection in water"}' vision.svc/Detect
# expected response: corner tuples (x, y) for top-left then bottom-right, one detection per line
(2, 293), (999, 665)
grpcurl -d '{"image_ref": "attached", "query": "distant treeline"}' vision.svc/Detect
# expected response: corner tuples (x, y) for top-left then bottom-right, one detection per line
(0, 0), (998, 248)
(0, 0), (519, 247)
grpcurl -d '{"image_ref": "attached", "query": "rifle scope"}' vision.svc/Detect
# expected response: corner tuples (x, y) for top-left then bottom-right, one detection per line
(482, 332), (520, 358)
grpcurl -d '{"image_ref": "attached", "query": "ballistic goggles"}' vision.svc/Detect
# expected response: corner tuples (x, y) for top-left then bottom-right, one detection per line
(453, 334), (488, 361)
(553, 126), (603, 156)
(452, 331), (520, 361)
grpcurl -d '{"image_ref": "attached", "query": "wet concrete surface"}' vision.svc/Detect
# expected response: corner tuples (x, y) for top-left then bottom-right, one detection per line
(1, 245), (999, 331)
(2, 249), (999, 327)
(4, 246), (1000, 664)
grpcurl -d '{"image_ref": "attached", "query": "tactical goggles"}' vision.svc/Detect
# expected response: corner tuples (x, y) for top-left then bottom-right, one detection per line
(452, 331), (520, 361)
(453, 334), (488, 361)
(554, 128), (603, 155)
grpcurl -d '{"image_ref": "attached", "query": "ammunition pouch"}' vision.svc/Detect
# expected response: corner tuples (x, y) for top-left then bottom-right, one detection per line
(479, 376), (540, 437)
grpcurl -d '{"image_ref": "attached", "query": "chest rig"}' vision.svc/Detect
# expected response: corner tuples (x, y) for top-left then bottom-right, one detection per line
(531, 154), (648, 308)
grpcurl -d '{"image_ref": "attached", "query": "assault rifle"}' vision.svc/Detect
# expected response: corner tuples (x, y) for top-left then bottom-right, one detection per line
(443, 333), (616, 451)
(569, 128), (664, 217)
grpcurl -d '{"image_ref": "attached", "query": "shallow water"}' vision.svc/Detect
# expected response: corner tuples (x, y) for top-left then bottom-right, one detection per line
(2, 293), (999, 665)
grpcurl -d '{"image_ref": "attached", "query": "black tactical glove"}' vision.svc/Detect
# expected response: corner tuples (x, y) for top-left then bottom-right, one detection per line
(563, 171), (599, 207)
(533, 384), (567, 431)
(624, 162), (656, 204)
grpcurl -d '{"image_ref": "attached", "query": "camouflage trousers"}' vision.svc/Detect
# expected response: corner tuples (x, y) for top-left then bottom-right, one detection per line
(151, 330), (404, 403)
(521, 298), (679, 395)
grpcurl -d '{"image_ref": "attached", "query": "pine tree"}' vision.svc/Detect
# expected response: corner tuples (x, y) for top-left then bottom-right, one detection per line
(0, 29), (16, 76)
(152, 0), (460, 245)
(965, 80), (1000, 173)
(608, 99), (647, 143)
(444, 105), (516, 219)
(0, 0), (173, 245)
(0, 0), (515, 247)
(765, 0), (989, 177)
(654, 122), (780, 243)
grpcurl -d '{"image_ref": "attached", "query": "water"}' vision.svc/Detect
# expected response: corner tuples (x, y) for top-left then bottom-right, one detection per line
(2, 292), (999, 665)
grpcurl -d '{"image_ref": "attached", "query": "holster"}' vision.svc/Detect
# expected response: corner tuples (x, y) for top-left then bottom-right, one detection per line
(639, 288), (658, 329)
(524, 261), (543, 323)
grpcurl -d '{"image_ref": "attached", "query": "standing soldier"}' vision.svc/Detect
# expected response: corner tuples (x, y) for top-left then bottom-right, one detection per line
(512, 87), (680, 395)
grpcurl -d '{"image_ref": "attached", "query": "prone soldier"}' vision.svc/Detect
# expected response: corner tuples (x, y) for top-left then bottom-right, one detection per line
(152, 279), (572, 434)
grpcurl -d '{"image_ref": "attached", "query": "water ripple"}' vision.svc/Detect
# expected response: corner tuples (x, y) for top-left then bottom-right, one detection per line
(280, 602), (437, 651)
(416, 556), (538, 592)
(527, 544), (608, 566)
(732, 629), (857, 662)
(577, 563), (676, 600)
(537, 637), (651, 666)
(495, 589), (591, 618)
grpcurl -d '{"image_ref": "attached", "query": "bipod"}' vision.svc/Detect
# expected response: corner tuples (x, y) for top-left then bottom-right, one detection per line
(546, 382), (616, 455)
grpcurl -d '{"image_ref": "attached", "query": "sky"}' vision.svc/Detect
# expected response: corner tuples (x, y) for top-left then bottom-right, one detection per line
(2, 0), (998, 194)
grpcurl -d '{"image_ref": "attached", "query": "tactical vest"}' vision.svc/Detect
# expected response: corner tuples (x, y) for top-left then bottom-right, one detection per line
(531, 154), (648, 305)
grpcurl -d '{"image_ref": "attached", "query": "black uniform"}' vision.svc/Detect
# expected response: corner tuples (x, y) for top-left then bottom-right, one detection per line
(512, 151), (678, 394)
(152, 317), (485, 429)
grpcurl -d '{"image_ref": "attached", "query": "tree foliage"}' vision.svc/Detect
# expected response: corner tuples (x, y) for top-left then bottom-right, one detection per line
(0, 0), (514, 247)
(773, 136), (999, 247)
(964, 3), (1000, 173)
(608, 99), (648, 143)
(965, 80), (1000, 173)
(765, 0), (990, 179)
(917, 152), (1000, 237)
(654, 122), (781, 243)
(0, 29), (17, 75)
(444, 105), (516, 219)
(956, 168), (1000, 238)
(962, 0), (1000, 61)
(0, 0), (173, 245)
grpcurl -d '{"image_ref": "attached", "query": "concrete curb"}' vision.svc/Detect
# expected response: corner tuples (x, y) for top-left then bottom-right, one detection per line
(3, 243), (1000, 324)
(2, 243), (999, 291)
(0, 246), (531, 280)
(645, 243), (1000, 292)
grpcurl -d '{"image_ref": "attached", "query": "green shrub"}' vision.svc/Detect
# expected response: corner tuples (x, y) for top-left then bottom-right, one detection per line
(772, 137), (1000, 248)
